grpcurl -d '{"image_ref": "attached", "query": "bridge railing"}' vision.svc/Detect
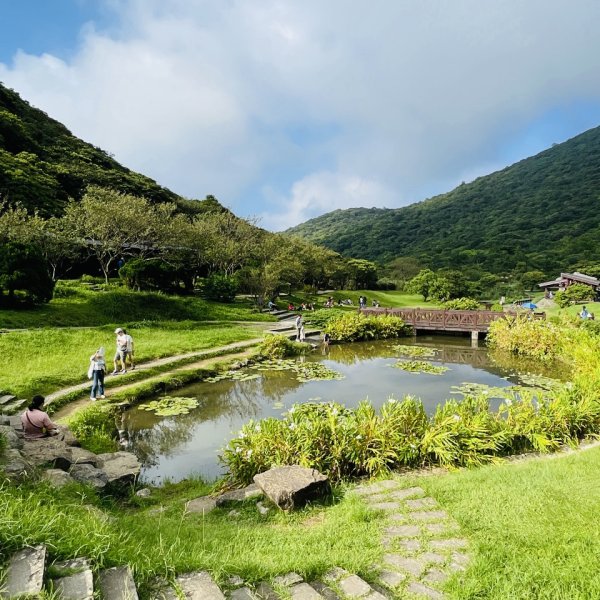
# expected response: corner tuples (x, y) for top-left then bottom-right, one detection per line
(359, 307), (544, 332)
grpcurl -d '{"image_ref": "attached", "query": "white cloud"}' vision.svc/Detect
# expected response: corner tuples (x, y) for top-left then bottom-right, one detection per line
(1, 0), (600, 228)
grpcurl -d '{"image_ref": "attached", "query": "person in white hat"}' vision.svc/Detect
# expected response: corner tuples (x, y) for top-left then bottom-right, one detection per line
(111, 328), (128, 374)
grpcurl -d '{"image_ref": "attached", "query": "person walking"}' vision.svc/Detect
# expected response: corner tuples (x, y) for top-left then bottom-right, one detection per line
(21, 395), (59, 439)
(112, 328), (129, 374)
(295, 314), (303, 340)
(299, 323), (306, 342)
(123, 329), (135, 370)
(89, 347), (106, 401)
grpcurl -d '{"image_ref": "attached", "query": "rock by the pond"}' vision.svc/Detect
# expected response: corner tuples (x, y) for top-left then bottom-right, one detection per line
(136, 487), (152, 498)
(96, 451), (141, 486)
(20, 436), (95, 470)
(42, 468), (75, 488)
(0, 424), (23, 449)
(215, 483), (263, 507)
(1, 449), (33, 481)
(186, 496), (217, 514)
(69, 463), (109, 489)
(51, 559), (93, 600)
(175, 571), (225, 600)
(253, 465), (330, 510)
(1, 545), (46, 599)
(98, 566), (138, 600)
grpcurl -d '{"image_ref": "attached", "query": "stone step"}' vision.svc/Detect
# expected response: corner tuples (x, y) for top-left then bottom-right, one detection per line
(174, 572), (225, 600)
(2, 399), (27, 415)
(51, 558), (94, 600)
(1, 545), (46, 599)
(0, 394), (16, 405)
(98, 566), (138, 600)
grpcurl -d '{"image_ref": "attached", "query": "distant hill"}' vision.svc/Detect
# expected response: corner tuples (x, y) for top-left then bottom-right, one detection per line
(0, 83), (220, 216)
(287, 126), (600, 275)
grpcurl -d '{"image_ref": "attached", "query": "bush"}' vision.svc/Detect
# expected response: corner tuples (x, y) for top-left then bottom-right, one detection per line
(0, 431), (6, 455)
(443, 297), (480, 310)
(554, 283), (595, 308)
(67, 403), (119, 453)
(324, 313), (411, 342)
(258, 335), (308, 359)
(487, 317), (563, 360)
(201, 274), (238, 303)
(119, 258), (191, 294)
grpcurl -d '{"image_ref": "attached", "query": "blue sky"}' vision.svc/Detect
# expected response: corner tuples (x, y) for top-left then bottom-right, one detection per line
(1, 0), (600, 230)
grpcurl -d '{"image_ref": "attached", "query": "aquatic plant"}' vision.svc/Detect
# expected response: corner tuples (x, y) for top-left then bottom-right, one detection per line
(392, 360), (449, 375)
(138, 396), (199, 416)
(392, 344), (437, 358)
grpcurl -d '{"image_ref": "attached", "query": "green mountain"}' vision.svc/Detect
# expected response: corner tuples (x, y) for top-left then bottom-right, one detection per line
(0, 83), (218, 216)
(287, 126), (600, 275)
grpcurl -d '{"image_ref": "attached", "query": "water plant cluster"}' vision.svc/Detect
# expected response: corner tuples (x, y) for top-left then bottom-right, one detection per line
(392, 344), (438, 358)
(138, 397), (199, 416)
(392, 360), (449, 375)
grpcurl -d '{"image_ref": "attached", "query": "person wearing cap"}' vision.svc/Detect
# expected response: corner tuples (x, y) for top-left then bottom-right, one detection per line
(112, 328), (129, 374)
(89, 347), (106, 400)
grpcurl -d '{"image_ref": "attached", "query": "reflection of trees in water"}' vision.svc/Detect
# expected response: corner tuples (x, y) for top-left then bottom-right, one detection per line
(487, 350), (569, 383)
(123, 372), (305, 466)
(325, 341), (399, 364)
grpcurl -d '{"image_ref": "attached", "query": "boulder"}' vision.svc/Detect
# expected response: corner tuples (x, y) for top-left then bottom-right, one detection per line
(0, 425), (23, 450)
(1, 449), (34, 481)
(20, 436), (72, 468)
(215, 483), (263, 507)
(186, 496), (217, 514)
(253, 465), (330, 510)
(98, 566), (138, 600)
(96, 451), (141, 486)
(1, 545), (46, 599)
(41, 468), (76, 488)
(69, 463), (109, 489)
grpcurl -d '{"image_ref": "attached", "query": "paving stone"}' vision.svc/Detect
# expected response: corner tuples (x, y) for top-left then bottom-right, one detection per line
(424, 569), (449, 585)
(384, 524), (421, 538)
(419, 552), (446, 565)
(398, 539), (422, 552)
(430, 538), (468, 550)
(364, 592), (387, 600)
(255, 582), (280, 600)
(338, 575), (372, 598)
(378, 570), (406, 588)
(228, 575), (245, 587)
(273, 573), (304, 586)
(409, 510), (449, 522)
(323, 567), (350, 583)
(185, 496), (217, 514)
(388, 513), (408, 523)
(382, 554), (426, 577)
(423, 523), (452, 535)
(369, 501), (401, 511)
(175, 572), (225, 599)
(405, 497), (438, 510)
(406, 582), (444, 599)
(289, 583), (324, 599)
(309, 582), (340, 600)
(388, 487), (425, 501)
(2, 545), (46, 599)
(98, 566), (139, 600)
(53, 569), (94, 600)
(229, 587), (257, 600)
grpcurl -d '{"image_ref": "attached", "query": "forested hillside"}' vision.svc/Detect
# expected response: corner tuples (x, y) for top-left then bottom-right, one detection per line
(287, 126), (600, 275)
(0, 82), (217, 216)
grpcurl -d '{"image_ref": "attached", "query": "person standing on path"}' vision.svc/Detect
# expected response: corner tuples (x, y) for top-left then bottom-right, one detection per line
(299, 323), (306, 342)
(295, 314), (303, 341)
(89, 347), (106, 400)
(123, 329), (135, 370)
(112, 328), (129, 374)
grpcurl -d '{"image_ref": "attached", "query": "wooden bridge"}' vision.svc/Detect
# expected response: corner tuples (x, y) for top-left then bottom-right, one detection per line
(360, 307), (544, 337)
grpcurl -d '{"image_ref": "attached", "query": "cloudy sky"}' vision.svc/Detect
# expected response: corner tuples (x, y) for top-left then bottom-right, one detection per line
(1, 1), (600, 230)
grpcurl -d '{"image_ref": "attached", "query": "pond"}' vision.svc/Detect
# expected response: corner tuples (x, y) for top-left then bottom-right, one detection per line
(121, 336), (566, 484)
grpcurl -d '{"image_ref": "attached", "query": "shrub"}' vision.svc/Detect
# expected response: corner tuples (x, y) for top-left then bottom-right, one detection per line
(201, 274), (238, 303)
(258, 335), (308, 359)
(324, 313), (411, 342)
(119, 258), (190, 294)
(0, 431), (6, 455)
(443, 297), (480, 310)
(67, 403), (119, 453)
(554, 283), (595, 308)
(487, 317), (563, 360)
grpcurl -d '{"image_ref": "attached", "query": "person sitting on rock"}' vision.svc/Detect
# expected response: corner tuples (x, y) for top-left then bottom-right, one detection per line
(21, 395), (59, 440)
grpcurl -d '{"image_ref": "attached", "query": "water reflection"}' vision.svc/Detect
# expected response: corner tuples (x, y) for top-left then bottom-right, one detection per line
(125, 336), (566, 483)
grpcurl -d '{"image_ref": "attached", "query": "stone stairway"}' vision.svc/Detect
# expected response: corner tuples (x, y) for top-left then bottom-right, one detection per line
(0, 391), (27, 416)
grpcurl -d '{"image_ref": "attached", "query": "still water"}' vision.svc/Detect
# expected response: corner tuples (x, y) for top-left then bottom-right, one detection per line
(122, 336), (563, 483)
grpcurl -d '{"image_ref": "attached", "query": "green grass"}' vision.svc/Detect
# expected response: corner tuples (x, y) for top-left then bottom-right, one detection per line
(279, 290), (441, 310)
(0, 280), (271, 329)
(0, 322), (263, 398)
(0, 479), (385, 590)
(416, 445), (600, 599)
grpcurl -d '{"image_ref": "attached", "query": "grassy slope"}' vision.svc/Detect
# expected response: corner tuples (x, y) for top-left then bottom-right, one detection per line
(418, 446), (600, 599)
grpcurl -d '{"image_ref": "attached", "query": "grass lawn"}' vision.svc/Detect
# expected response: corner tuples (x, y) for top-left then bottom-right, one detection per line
(281, 290), (442, 310)
(0, 322), (264, 398)
(416, 446), (600, 599)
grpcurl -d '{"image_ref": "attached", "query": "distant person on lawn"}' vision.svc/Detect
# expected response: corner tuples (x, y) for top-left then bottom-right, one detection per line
(21, 395), (59, 439)
(579, 306), (590, 319)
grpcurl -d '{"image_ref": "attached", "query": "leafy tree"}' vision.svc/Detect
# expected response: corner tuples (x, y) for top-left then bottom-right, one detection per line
(406, 269), (451, 301)
(346, 258), (378, 290)
(554, 283), (595, 308)
(0, 241), (54, 305)
(201, 274), (238, 302)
